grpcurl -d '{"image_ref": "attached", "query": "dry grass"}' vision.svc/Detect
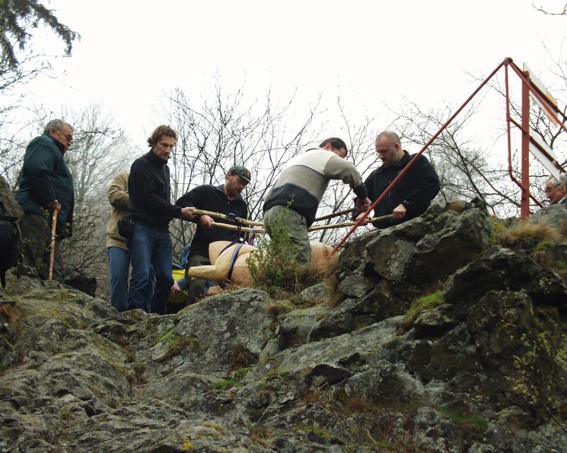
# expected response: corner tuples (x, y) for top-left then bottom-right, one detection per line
(0, 302), (17, 325)
(496, 220), (563, 250)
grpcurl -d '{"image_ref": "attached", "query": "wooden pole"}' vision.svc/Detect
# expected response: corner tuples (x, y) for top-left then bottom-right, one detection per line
(48, 207), (59, 281)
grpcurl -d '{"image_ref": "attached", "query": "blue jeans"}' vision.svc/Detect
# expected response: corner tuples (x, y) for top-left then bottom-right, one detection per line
(127, 222), (173, 314)
(108, 246), (130, 312)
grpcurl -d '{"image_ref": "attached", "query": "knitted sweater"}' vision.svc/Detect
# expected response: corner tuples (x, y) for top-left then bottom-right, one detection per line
(128, 151), (182, 227)
(263, 147), (367, 227)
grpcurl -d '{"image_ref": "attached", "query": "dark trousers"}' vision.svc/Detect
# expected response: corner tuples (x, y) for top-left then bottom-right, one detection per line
(19, 212), (63, 282)
(127, 222), (172, 315)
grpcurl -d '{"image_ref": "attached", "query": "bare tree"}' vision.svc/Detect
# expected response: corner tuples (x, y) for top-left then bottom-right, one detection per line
(0, 0), (80, 193)
(314, 96), (384, 244)
(49, 104), (129, 290)
(163, 81), (323, 255)
(534, 2), (567, 16)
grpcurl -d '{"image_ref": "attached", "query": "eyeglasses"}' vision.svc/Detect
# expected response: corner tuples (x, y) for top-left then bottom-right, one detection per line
(52, 128), (73, 142)
(545, 184), (563, 194)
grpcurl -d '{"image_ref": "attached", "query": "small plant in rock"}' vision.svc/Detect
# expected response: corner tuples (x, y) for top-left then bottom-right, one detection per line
(214, 379), (237, 390)
(0, 302), (17, 325)
(152, 329), (202, 361)
(227, 344), (258, 372)
(232, 366), (252, 381)
(249, 424), (272, 448)
(398, 290), (444, 333)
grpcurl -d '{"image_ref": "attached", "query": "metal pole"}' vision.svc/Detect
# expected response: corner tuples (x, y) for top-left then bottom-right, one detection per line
(332, 58), (512, 254)
(520, 70), (531, 218)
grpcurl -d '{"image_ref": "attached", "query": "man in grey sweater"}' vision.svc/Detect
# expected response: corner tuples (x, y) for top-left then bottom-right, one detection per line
(263, 137), (370, 264)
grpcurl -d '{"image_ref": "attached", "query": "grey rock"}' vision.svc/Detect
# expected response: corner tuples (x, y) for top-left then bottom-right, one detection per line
(2, 199), (567, 452)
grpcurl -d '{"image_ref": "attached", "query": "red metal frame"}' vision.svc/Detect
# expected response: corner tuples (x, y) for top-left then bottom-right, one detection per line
(333, 57), (566, 253)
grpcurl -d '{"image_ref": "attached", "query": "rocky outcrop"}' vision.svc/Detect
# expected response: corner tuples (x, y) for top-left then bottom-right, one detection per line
(1, 200), (566, 452)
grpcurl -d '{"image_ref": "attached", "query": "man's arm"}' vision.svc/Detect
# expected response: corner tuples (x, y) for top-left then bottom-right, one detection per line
(108, 173), (129, 209)
(398, 155), (441, 214)
(176, 185), (211, 225)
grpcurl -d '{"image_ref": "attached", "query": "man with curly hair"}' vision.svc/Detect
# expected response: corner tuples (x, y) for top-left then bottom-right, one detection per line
(127, 125), (195, 314)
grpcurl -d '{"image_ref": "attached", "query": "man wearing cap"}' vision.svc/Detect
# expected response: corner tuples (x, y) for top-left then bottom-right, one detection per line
(175, 165), (250, 306)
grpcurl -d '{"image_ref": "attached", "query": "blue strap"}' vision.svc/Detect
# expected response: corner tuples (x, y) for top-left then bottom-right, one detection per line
(227, 243), (244, 281)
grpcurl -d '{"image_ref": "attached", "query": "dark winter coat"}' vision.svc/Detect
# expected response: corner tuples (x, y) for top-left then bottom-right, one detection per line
(364, 150), (440, 228)
(15, 134), (75, 237)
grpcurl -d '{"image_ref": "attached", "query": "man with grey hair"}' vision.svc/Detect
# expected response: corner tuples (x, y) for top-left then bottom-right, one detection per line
(544, 174), (567, 205)
(15, 119), (75, 281)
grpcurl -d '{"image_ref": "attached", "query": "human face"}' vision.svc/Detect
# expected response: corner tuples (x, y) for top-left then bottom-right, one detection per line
(225, 173), (249, 198)
(50, 125), (74, 150)
(152, 136), (176, 161)
(375, 136), (402, 167)
(545, 179), (567, 204)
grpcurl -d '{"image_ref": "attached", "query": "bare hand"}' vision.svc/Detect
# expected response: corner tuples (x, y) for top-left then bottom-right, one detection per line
(355, 212), (369, 222)
(46, 200), (61, 211)
(180, 206), (196, 220)
(392, 203), (407, 220)
(199, 215), (214, 229)
(355, 197), (371, 212)
(171, 281), (181, 293)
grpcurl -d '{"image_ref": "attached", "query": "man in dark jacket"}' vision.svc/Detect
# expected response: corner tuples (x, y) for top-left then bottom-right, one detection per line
(15, 119), (75, 281)
(175, 165), (250, 306)
(127, 125), (195, 314)
(361, 130), (440, 228)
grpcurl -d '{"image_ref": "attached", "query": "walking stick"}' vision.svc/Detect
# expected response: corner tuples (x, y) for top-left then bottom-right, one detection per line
(49, 207), (59, 281)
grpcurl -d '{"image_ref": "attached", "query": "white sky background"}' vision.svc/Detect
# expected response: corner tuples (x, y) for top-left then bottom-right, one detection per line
(15, 0), (567, 156)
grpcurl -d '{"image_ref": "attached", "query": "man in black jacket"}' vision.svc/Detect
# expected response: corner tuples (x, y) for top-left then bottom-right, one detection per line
(175, 165), (250, 306)
(127, 125), (195, 314)
(361, 130), (440, 228)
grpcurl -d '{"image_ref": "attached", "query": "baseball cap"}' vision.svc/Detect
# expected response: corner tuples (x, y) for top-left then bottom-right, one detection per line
(229, 165), (252, 183)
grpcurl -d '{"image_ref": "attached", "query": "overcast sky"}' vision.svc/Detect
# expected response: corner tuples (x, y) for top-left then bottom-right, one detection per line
(16, 0), (567, 153)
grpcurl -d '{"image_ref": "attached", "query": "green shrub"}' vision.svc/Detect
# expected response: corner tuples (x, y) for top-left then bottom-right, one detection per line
(248, 208), (306, 295)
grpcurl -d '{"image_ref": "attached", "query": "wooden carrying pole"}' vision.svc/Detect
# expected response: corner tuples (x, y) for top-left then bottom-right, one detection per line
(192, 209), (264, 227)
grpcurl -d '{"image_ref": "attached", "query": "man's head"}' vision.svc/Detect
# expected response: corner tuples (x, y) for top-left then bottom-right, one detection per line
(319, 137), (348, 158)
(225, 165), (251, 198)
(148, 125), (177, 161)
(45, 119), (73, 151)
(375, 131), (404, 167)
(545, 174), (567, 205)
